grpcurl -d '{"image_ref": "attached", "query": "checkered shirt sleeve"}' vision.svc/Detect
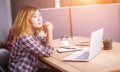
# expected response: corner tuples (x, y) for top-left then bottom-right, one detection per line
(19, 34), (54, 56)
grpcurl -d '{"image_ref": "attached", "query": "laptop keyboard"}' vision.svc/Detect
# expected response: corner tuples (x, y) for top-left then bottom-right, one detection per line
(75, 52), (89, 59)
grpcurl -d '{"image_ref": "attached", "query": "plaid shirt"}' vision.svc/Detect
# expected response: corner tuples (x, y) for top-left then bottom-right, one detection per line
(8, 34), (54, 72)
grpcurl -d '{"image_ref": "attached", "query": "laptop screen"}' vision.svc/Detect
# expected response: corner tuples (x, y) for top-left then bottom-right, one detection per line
(89, 28), (104, 60)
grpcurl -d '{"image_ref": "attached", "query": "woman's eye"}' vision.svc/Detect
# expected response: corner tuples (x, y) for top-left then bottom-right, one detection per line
(33, 15), (37, 18)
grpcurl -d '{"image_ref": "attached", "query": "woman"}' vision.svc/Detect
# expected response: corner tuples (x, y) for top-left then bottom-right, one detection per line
(8, 5), (54, 72)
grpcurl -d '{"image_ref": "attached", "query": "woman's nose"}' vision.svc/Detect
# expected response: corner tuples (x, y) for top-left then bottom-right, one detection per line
(38, 16), (42, 21)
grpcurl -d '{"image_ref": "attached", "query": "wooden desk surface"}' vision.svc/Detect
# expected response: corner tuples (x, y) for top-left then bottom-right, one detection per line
(40, 37), (120, 72)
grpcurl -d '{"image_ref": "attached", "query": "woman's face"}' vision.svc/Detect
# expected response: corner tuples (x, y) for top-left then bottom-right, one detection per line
(31, 10), (43, 29)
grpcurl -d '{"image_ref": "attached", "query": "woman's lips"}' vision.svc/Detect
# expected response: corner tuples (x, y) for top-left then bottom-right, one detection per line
(38, 22), (43, 25)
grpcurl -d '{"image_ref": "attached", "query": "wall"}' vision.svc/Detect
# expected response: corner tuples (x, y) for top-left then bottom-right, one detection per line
(0, 0), (12, 41)
(59, 0), (117, 6)
(10, 0), (120, 23)
(41, 7), (71, 39)
(40, 4), (120, 42)
(71, 3), (120, 42)
(116, 0), (120, 2)
(11, 0), (55, 23)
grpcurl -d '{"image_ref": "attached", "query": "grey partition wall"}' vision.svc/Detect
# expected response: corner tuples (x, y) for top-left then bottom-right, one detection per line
(41, 7), (71, 39)
(71, 4), (120, 42)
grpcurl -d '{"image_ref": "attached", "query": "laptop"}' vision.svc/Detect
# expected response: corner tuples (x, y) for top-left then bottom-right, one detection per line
(63, 28), (104, 61)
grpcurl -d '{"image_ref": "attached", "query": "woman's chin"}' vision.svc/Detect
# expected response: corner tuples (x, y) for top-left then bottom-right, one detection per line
(38, 24), (43, 28)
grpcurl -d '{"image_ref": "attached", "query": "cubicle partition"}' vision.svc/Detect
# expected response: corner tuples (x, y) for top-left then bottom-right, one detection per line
(41, 3), (120, 42)
(41, 7), (71, 39)
(71, 3), (120, 42)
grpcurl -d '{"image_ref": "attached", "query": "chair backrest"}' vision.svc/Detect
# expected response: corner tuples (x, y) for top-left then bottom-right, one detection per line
(0, 66), (5, 72)
(0, 48), (10, 64)
(0, 48), (10, 72)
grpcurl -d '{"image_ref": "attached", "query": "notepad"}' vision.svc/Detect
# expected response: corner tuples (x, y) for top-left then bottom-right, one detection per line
(57, 46), (81, 53)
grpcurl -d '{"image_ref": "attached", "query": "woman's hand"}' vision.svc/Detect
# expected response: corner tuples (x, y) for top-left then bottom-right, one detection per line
(43, 22), (53, 44)
(43, 22), (53, 34)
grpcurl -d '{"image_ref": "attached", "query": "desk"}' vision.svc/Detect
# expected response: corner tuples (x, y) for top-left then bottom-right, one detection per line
(40, 36), (120, 72)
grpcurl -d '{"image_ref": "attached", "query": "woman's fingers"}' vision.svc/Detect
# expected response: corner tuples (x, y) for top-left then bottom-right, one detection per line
(43, 22), (53, 33)
(45, 22), (53, 29)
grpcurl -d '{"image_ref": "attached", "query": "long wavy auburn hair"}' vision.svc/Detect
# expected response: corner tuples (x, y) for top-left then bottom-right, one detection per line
(12, 5), (42, 42)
